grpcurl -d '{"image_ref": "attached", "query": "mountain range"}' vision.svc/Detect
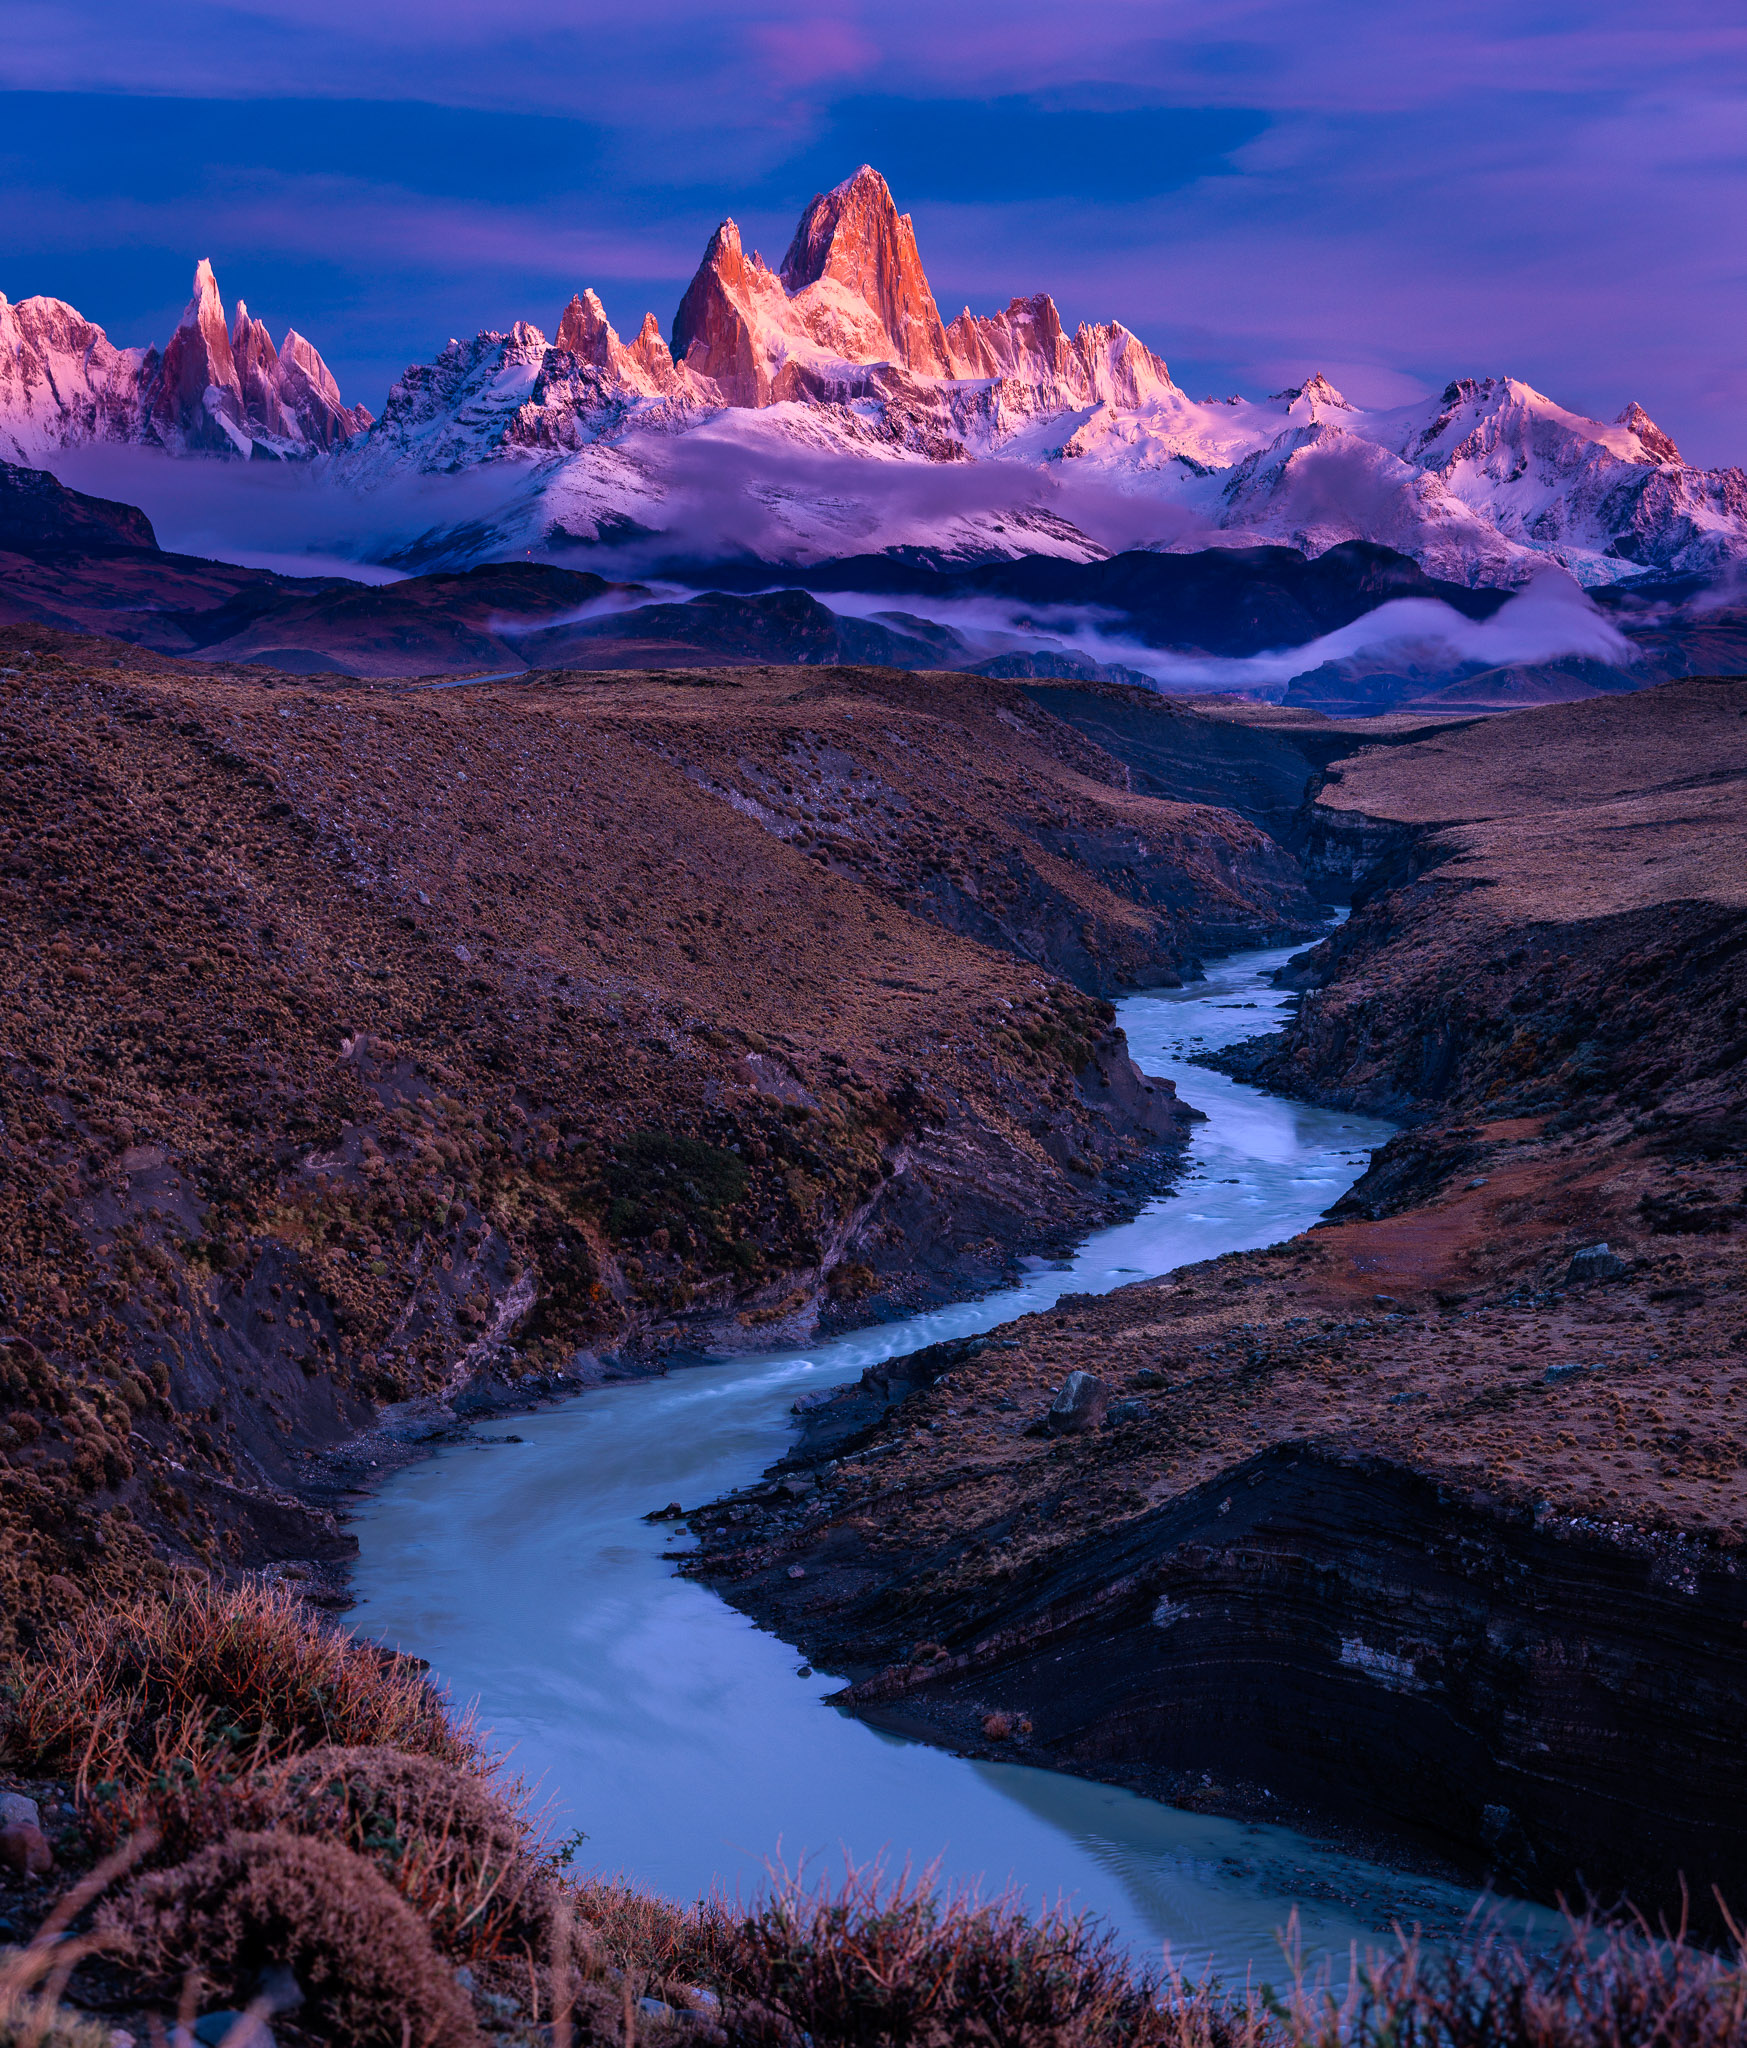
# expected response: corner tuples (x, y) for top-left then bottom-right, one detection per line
(5, 166), (1746, 592)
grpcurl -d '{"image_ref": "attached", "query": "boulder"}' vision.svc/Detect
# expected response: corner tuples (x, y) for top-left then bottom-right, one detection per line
(1104, 1397), (1150, 1428)
(1567, 1243), (1627, 1285)
(191, 2015), (274, 2048)
(0, 1821), (54, 1878)
(0, 1790), (40, 1831)
(1044, 1369), (1109, 1436)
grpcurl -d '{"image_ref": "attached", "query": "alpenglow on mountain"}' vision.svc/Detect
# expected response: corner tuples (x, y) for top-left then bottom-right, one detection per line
(4, 167), (1744, 585)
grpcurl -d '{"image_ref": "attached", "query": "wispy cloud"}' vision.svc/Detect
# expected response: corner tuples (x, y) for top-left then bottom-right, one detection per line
(4, 2), (1742, 457)
(812, 568), (1636, 695)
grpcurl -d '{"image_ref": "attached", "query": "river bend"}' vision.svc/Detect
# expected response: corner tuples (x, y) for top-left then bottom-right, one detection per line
(351, 941), (1552, 1981)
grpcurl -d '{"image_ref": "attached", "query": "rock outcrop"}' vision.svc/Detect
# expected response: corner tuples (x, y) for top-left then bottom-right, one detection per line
(0, 260), (369, 462)
(5, 173), (1746, 581)
(0, 457), (158, 552)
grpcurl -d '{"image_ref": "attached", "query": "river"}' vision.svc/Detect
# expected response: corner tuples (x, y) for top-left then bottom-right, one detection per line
(349, 938), (1555, 1984)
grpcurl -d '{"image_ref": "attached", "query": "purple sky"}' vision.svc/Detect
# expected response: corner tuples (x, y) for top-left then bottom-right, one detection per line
(3, 1), (1745, 464)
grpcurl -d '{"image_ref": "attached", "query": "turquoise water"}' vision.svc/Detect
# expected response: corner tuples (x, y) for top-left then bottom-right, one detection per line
(349, 942), (1556, 1981)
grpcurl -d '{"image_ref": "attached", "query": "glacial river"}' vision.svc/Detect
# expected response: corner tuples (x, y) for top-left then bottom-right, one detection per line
(351, 940), (1556, 1984)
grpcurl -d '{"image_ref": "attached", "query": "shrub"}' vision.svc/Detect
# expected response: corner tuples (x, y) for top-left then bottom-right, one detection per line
(714, 1860), (1217, 2048)
(262, 1745), (545, 1961)
(103, 1829), (483, 2048)
(604, 1131), (747, 1242)
(1, 1579), (474, 1792)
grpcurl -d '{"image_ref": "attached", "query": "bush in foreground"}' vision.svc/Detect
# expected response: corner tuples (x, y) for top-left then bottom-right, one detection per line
(262, 1744), (548, 1961)
(2, 1577), (471, 1790)
(8, 1581), (1747, 2045)
(103, 1829), (484, 2048)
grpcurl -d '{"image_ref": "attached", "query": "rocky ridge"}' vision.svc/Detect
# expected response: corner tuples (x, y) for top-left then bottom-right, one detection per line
(0, 259), (369, 464)
(333, 168), (1747, 583)
(5, 168), (1745, 586)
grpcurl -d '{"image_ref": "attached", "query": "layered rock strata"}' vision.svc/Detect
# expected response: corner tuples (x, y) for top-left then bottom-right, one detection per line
(688, 675), (1747, 1924)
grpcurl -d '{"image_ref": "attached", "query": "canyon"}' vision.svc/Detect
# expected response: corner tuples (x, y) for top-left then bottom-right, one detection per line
(0, 611), (1743, 2003)
(0, 634), (1353, 1638)
(683, 675), (1747, 1926)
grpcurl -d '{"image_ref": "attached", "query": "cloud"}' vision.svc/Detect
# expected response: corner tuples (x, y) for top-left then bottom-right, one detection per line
(809, 567), (1636, 695)
(35, 437), (1646, 699)
(747, 16), (881, 88)
(47, 444), (535, 576)
(6, 2), (1743, 474)
(540, 426), (1215, 578)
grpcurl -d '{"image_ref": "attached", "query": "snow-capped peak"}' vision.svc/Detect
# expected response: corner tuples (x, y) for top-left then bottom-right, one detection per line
(1616, 401), (1682, 466)
(5, 166), (1743, 587)
(180, 257), (224, 332)
(0, 256), (369, 463)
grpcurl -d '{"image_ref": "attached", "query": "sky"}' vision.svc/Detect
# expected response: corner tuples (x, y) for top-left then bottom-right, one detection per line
(2, 1), (1744, 465)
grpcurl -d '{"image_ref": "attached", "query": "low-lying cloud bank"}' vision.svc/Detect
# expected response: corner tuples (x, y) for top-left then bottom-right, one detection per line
(806, 569), (1635, 694)
(34, 442), (1649, 696)
(559, 426), (1211, 572)
(49, 445), (528, 580)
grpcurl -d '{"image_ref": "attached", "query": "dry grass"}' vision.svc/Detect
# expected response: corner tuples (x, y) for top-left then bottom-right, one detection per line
(1267, 1907), (1747, 2047)
(102, 1828), (483, 2047)
(262, 1744), (547, 1961)
(0, 1579), (475, 1795)
(564, 1865), (1747, 2048)
(706, 1858), (1249, 2047)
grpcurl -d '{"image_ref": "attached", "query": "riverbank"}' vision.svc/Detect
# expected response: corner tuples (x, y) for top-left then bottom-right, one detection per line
(6, 1579), (1746, 2048)
(2, 640), (1359, 1654)
(348, 943), (1462, 1978)
(686, 676), (1747, 1930)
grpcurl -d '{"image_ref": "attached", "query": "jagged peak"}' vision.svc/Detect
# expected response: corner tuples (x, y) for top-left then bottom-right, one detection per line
(231, 299), (275, 354)
(1617, 400), (1682, 466)
(556, 290), (614, 355)
(1272, 373), (1350, 411)
(1301, 372), (1350, 407)
(180, 258), (224, 332)
(830, 162), (886, 199)
(276, 329), (345, 407)
(780, 164), (911, 293)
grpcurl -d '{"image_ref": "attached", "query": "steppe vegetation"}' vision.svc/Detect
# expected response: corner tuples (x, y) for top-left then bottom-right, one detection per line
(7, 1581), (1747, 2046)
(5, 635), (1745, 2039)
